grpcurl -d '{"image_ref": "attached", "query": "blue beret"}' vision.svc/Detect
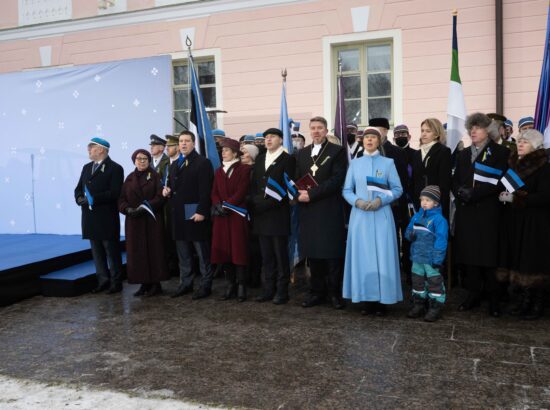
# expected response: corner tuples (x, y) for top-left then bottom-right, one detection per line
(518, 116), (534, 128)
(89, 137), (110, 149)
(212, 129), (226, 137)
(504, 119), (513, 127)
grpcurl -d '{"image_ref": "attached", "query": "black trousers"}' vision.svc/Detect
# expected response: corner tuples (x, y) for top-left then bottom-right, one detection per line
(464, 265), (499, 301)
(308, 258), (343, 298)
(258, 235), (290, 297)
(90, 239), (122, 287)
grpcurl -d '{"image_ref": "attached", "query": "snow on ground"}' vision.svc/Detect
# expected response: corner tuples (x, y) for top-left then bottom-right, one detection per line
(0, 375), (223, 410)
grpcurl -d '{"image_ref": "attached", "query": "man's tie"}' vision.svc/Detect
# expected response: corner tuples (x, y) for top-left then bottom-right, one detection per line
(92, 162), (99, 173)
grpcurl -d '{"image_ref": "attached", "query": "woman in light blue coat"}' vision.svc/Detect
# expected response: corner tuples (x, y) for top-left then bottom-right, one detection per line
(342, 127), (403, 316)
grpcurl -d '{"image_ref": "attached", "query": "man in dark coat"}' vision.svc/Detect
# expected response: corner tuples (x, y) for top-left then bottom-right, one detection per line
(250, 128), (296, 305)
(369, 117), (410, 275)
(296, 116), (347, 309)
(163, 131), (214, 299)
(74, 137), (124, 293)
(452, 112), (510, 316)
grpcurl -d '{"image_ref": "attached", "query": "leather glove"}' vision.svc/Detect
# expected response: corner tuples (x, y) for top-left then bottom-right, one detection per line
(76, 196), (88, 206)
(499, 191), (513, 203)
(211, 203), (227, 217)
(355, 199), (370, 211)
(457, 187), (474, 203)
(126, 207), (137, 216)
(365, 197), (382, 211)
(133, 207), (147, 217)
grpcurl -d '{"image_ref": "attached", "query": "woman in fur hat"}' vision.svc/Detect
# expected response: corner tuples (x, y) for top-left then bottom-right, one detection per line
(497, 129), (550, 320)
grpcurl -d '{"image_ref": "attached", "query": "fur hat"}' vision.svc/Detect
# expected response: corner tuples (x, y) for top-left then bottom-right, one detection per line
(465, 112), (491, 131)
(368, 117), (390, 129)
(242, 144), (259, 161)
(420, 185), (441, 203)
(518, 129), (544, 150)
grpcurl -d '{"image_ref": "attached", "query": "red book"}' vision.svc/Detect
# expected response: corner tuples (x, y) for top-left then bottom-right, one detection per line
(295, 173), (318, 191)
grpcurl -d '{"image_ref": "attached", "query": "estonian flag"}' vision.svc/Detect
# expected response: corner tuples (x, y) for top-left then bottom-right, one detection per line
(265, 177), (287, 201)
(84, 185), (93, 210)
(473, 162), (503, 185)
(500, 169), (525, 193)
(413, 222), (433, 235)
(366, 176), (393, 197)
(284, 172), (298, 200)
(222, 201), (249, 219)
(139, 200), (156, 220)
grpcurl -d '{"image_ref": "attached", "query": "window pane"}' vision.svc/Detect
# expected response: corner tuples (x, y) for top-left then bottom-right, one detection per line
(368, 73), (391, 97)
(344, 100), (361, 125)
(367, 45), (391, 71)
(207, 112), (218, 129)
(174, 110), (188, 132)
(198, 61), (216, 84)
(368, 98), (391, 122)
(174, 89), (189, 110)
(338, 49), (360, 72)
(173, 65), (188, 85)
(201, 87), (216, 108)
(343, 76), (361, 99)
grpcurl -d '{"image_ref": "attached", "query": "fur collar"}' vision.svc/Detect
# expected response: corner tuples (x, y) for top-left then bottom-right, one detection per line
(509, 149), (548, 180)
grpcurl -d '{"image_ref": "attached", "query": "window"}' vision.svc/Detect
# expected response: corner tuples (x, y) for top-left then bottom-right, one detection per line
(334, 42), (393, 127)
(172, 58), (218, 133)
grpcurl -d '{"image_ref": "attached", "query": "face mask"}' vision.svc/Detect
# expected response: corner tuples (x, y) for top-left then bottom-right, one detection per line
(347, 133), (356, 145)
(394, 137), (409, 148)
(293, 140), (304, 150)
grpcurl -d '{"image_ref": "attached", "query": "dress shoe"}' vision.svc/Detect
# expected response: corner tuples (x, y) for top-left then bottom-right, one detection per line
(237, 284), (247, 302)
(457, 295), (481, 311)
(106, 284), (123, 294)
(171, 285), (193, 298)
(91, 283), (110, 294)
(272, 295), (289, 305)
(219, 284), (237, 301)
(330, 296), (345, 310)
(145, 283), (162, 297)
(192, 288), (211, 300)
(255, 293), (274, 303)
(301, 296), (324, 308)
(360, 302), (376, 315)
(133, 284), (149, 297)
(488, 299), (501, 317)
(374, 303), (387, 317)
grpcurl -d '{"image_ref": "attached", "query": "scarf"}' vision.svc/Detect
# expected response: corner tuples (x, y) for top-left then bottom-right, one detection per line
(420, 141), (437, 161)
(265, 146), (284, 170)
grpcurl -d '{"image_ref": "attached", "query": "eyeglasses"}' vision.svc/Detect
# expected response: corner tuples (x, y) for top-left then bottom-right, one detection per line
(135, 157), (149, 162)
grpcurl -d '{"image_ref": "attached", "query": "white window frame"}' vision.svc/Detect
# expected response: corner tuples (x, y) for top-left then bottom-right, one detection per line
(322, 29), (402, 130)
(170, 48), (223, 131)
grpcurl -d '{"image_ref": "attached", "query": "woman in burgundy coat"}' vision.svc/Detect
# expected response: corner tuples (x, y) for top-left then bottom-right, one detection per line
(118, 149), (168, 296)
(211, 139), (252, 302)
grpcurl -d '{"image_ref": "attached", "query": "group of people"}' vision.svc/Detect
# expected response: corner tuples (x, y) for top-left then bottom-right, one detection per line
(74, 113), (550, 322)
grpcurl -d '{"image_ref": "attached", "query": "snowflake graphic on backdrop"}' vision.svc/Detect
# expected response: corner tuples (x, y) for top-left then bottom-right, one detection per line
(133, 99), (140, 107)
(73, 90), (80, 99)
(121, 141), (128, 150)
(35, 80), (42, 88)
(24, 193), (31, 202)
(39, 147), (46, 155)
(10, 147), (17, 155)
(4, 177), (10, 183)
(151, 67), (158, 76)
(94, 75), (102, 82)
(21, 109), (27, 115)
(9, 220), (15, 227)
(58, 122), (64, 129)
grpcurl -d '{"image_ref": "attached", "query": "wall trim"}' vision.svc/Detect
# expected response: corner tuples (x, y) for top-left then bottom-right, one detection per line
(322, 29), (403, 130)
(0, 0), (313, 42)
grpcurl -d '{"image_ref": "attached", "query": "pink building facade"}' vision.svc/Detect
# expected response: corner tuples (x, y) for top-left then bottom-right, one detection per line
(0, 0), (547, 142)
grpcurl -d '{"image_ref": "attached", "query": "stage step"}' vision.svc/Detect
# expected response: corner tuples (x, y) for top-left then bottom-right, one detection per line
(40, 254), (127, 297)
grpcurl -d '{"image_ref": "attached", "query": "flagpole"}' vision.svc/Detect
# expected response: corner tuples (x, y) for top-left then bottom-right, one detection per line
(186, 35), (193, 134)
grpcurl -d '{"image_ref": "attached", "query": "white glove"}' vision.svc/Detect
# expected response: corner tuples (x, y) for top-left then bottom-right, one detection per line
(499, 191), (513, 203)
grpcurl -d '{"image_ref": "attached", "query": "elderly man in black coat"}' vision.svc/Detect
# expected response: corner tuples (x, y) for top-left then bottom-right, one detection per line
(452, 112), (510, 317)
(250, 128), (296, 305)
(75, 137), (124, 294)
(296, 116), (347, 309)
(163, 131), (214, 299)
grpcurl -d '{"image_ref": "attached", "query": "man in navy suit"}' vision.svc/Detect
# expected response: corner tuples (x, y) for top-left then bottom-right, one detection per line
(75, 137), (124, 294)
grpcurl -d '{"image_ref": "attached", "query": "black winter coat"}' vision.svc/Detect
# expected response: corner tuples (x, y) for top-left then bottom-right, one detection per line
(250, 150), (295, 236)
(167, 150), (213, 242)
(74, 156), (124, 240)
(412, 142), (452, 218)
(452, 140), (509, 267)
(382, 140), (410, 225)
(295, 140), (347, 259)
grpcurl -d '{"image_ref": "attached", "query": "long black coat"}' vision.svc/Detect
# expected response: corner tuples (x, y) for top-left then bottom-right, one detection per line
(382, 140), (410, 225)
(74, 156), (124, 240)
(167, 150), (213, 242)
(412, 142), (452, 218)
(250, 150), (295, 236)
(498, 149), (550, 284)
(118, 169), (168, 284)
(452, 140), (509, 267)
(295, 140), (347, 259)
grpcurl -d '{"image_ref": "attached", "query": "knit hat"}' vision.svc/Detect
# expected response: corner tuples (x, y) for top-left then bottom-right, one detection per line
(242, 144), (259, 161)
(420, 185), (441, 203)
(518, 129), (544, 150)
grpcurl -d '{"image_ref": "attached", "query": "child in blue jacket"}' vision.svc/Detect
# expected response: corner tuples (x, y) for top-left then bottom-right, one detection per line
(405, 185), (449, 322)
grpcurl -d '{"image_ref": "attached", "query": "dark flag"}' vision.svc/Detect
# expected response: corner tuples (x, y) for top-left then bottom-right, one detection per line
(334, 72), (350, 162)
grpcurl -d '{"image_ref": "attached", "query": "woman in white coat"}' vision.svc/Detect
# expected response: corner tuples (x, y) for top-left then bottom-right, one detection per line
(342, 127), (403, 316)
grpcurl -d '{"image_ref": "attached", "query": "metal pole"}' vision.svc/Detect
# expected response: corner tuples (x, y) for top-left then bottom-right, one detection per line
(186, 36), (193, 132)
(30, 153), (37, 233)
(496, 0), (504, 114)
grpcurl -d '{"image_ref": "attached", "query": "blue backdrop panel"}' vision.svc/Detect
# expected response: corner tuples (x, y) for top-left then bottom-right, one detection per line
(0, 55), (173, 234)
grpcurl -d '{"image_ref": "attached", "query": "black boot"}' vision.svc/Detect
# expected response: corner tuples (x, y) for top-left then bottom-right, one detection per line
(424, 299), (443, 322)
(219, 266), (237, 301)
(507, 284), (526, 315)
(146, 283), (162, 296)
(236, 265), (247, 302)
(521, 288), (545, 320)
(133, 284), (149, 297)
(407, 294), (426, 318)
(237, 284), (247, 302)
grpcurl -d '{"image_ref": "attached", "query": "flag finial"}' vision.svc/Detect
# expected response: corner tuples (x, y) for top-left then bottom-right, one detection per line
(452, 9), (458, 16)
(281, 68), (287, 82)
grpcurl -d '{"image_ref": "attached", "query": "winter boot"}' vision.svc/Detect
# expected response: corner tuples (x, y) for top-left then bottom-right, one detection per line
(424, 299), (443, 322)
(236, 265), (247, 302)
(407, 294), (426, 319)
(521, 288), (545, 320)
(219, 266), (237, 301)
